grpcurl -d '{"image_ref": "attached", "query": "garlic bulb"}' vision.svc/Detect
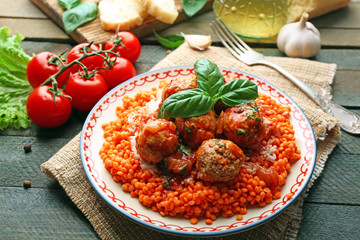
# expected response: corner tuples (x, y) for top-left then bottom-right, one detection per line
(182, 33), (212, 51)
(277, 13), (321, 58)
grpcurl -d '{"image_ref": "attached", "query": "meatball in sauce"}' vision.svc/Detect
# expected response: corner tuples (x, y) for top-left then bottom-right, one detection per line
(196, 139), (245, 182)
(161, 75), (198, 102)
(222, 102), (264, 149)
(175, 110), (217, 149)
(136, 119), (178, 163)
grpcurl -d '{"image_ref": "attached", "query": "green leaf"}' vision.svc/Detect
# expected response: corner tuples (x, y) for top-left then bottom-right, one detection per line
(160, 158), (169, 176)
(194, 58), (224, 98)
(0, 27), (32, 131)
(62, 2), (98, 34)
(0, 96), (31, 130)
(58, 0), (80, 10)
(178, 144), (192, 156)
(158, 88), (212, 119)
(218, 79), (258, 106)
(0, 27), (31, 74)
(0, 67), (30, 88)
(157, 59), (259, 120)
(153, 31), (185, 49)
(182, 0), (207, 17)
(179, 164), (188, 177)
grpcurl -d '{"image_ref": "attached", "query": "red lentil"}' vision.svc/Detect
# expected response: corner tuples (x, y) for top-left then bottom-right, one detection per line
(99, 85), (301, 224)
(190, 218), (198, 225)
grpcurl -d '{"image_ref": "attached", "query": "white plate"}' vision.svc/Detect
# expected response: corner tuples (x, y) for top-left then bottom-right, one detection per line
(80, 65), (316, 237)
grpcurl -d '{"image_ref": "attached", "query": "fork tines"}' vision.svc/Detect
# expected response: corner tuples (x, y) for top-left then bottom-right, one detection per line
(210, 18), (252, 58)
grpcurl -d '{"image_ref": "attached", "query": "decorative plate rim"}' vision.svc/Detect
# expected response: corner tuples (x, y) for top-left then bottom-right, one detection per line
(80, 65), (317, 237)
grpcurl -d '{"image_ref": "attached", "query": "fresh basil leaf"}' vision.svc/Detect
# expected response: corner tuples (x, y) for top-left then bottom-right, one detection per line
(153, 31), (185, 49)
(158, 88), (212, 119)
(58, 0), (80, 10)
(194, 58), (224, 98)
(62, 2), (98, 34)
(217, 79), (258, 106)
(182, 0), (207, 17)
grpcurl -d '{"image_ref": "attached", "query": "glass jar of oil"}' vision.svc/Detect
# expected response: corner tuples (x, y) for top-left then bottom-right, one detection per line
(213, 0), (288, 39)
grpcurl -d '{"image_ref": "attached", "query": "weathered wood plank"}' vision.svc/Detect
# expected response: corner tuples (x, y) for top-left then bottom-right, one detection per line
(0, 0), (47, 18)
(256, 48), (360, 71)
(1, 185), (359, 240)
(0, 186), (98, 239)
(0, 19), (71, 42)
(311, 2), (360, 28)
(332, 71), (360, 107)
(0, 136), (76, 188)
(0, 109), (87, 137)
(319, 28), (360, 47)
(298, 203), (360, 240)
(20, 41), (73, 55)
(305, 153), (360, 205)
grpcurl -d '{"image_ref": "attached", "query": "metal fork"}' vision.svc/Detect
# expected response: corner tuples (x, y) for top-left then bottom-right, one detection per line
(210, 18), (360, 135)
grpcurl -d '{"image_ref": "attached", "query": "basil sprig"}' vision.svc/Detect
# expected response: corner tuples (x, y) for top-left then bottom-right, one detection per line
(58, 0), (80, 10)
(182, 0), (207, 17)
(62, 2), (98, 34)
(158, 59), (258, 119)
(154, 31), (185, 49)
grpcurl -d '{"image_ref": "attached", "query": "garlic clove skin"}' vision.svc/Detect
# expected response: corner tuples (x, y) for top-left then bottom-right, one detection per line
(182, 33), (212, 51)
(277, 13), (321, 58)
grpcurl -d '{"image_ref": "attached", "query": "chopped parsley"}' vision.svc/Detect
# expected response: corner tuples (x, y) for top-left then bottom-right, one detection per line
(185, 125), (193, 134)
(236, 128), (247, 135)
(215, 139), (227, 148)
(178, 144), (192, 156)
(179, 164), (188, 177)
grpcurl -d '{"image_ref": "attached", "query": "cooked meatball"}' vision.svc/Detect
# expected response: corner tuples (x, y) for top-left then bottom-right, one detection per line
(196, 139), (245, 182)
(136, 119), (178, 163)
(161, 75), (198, 102)
(175, 110), (217, 149)
(223, 102), (264, 149)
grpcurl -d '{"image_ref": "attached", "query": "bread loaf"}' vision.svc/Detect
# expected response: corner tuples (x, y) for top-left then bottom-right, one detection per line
(288, 0), (351, 22)
(98, 0), (149, 31)
(141, 0), (179, 24)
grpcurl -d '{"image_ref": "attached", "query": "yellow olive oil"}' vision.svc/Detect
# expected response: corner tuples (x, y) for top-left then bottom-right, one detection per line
(213, 0), (288, 39)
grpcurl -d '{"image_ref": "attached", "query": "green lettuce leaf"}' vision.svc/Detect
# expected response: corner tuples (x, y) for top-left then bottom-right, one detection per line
(0, 27), (31, 73)
(0, 27), (32, 130)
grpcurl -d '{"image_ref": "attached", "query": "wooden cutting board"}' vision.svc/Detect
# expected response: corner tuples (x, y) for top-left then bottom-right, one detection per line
(31, 0), (214, 43)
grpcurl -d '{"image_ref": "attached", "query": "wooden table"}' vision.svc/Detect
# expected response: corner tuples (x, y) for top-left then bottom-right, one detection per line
(1, 1), (359, 239)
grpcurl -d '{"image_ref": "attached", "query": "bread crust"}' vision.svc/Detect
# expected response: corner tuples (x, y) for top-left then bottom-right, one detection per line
(288, 0), (350, 22)
(141, 0), (179, 24)
(99, 0), (149, 31)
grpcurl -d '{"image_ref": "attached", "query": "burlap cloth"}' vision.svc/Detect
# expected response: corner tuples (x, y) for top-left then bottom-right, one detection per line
(41, 44), (341, 240)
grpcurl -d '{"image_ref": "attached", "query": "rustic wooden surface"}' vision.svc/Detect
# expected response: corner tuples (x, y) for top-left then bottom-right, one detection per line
(30, 0), (214, 43)
(0, 0), (360, 239)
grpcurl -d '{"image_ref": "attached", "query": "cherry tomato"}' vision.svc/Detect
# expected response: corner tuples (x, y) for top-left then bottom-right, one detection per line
(165, 151), (196, 177)
(26, 85), (72, 128)
(65, 71), (108, 112)
(26, 51), (70, 88)
(66, 43), (104, 73)
(255, 167), (281, 193)
(104, 31), (141, 63)
(99, 57), (136, 90)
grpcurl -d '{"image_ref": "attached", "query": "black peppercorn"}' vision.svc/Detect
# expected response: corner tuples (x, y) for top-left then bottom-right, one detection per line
(23, 143), (32, 153)
(23, 180), (31, 189)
